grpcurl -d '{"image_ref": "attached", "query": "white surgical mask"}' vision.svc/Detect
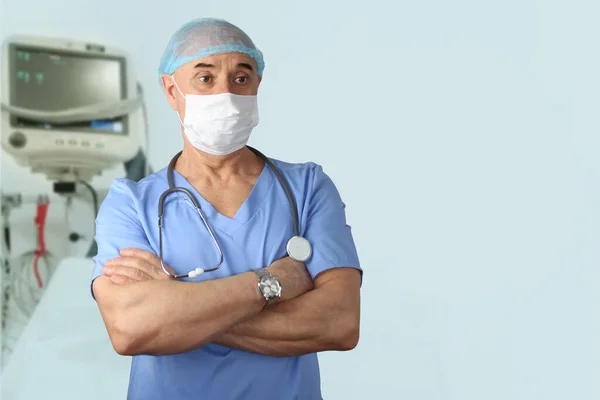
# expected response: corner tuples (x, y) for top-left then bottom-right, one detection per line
(172, 76), (259, 156)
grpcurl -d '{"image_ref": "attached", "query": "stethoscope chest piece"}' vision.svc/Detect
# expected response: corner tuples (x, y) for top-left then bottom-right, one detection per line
(287, 236), (312, 262)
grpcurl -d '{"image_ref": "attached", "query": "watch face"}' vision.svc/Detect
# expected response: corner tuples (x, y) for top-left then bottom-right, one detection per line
(259, 276), (281, 299)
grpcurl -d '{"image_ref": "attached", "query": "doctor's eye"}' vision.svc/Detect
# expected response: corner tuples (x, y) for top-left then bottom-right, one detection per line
(235, 76), (248, 84)
(198, 75), (211, 83)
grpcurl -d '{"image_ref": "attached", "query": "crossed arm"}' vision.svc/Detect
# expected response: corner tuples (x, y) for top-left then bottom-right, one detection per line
(93, 248), (361, 357)
(212, 265), (361, 356)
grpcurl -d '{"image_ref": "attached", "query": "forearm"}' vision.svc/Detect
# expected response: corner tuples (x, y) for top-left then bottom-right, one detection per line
(93, 272), (264, 356)
(213, 282), (359, 357)
(215, 330), (316, 357)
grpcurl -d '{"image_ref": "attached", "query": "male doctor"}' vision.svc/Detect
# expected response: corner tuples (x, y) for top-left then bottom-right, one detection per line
(91, 17), (362, 400)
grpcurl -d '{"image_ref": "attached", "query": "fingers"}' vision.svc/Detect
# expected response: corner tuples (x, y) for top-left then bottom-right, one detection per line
(104, 254), (173, 281)
(119, 248), (173, 279)
(103, 248), (175, 282)
(120, 248), (160, 265)
(110, 274), (138, 285)
(105, 256), (162, 279)
(107, 255), (155, 272)
(103, 264), (153, 282)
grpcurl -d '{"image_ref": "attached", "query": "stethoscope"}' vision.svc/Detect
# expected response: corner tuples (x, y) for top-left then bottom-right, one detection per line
(158, 146), (313, 279)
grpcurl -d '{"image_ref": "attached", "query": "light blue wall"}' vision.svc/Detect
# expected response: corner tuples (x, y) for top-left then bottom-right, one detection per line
(1, 0), (598, 399)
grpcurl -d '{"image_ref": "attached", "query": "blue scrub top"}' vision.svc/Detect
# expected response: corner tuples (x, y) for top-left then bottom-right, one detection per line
(91, 157), (362, 400)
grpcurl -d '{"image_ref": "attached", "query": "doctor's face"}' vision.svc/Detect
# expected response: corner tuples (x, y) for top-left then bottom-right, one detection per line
(162, 52), (261, 115)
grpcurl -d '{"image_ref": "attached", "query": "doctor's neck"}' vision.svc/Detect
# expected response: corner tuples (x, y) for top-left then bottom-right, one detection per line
(175, 144), (263, 180)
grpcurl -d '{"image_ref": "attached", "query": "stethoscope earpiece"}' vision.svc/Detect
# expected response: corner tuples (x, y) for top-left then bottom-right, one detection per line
(187, 268), (205, 279)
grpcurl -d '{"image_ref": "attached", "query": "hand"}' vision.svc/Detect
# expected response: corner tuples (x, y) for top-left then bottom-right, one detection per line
(102, 248), (175, 285)
(266, 257), (314, 302)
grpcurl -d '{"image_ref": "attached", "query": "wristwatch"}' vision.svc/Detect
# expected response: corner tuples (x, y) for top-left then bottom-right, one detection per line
(254, 268), (282, 305)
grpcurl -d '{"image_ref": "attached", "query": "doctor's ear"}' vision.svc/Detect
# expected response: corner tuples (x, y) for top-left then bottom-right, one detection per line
(161, 74), (179, 111)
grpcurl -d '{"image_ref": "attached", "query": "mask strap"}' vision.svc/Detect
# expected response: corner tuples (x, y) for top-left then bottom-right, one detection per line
(171, 75), (186, 125)
(171, 75), (187, 97)
(175, 111), (185, 126)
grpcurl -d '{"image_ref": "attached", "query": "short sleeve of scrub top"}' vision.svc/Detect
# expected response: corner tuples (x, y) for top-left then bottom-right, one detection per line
(302, 164), (362, 281)
(90, 179), (154, 297)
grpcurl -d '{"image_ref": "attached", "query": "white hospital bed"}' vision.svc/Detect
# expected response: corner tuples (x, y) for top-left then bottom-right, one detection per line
(0, 257), (131, 399)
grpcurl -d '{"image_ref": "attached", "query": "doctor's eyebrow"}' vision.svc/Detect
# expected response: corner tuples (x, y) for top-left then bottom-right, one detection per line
(194, 62), (214, 69)
(236, 63), (254, 72)
(193, 62), (254, 72)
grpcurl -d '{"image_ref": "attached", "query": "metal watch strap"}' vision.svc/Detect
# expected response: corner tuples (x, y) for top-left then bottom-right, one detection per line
(254, 268), (270, 280)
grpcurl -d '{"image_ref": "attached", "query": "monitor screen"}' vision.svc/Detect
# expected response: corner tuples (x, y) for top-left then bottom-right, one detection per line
(9, 45), (128, 134)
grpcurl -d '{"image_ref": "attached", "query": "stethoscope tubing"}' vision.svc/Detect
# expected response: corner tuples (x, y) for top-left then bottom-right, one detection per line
(158, 146), (301, 279)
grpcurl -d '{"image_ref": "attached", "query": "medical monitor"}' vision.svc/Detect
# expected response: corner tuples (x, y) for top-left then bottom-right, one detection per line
(9, 45), (128, 134)
(1, 36), (142, 181)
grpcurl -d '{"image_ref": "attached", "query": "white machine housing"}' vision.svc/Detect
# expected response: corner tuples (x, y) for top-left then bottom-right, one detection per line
(0, 35), (142, 181)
